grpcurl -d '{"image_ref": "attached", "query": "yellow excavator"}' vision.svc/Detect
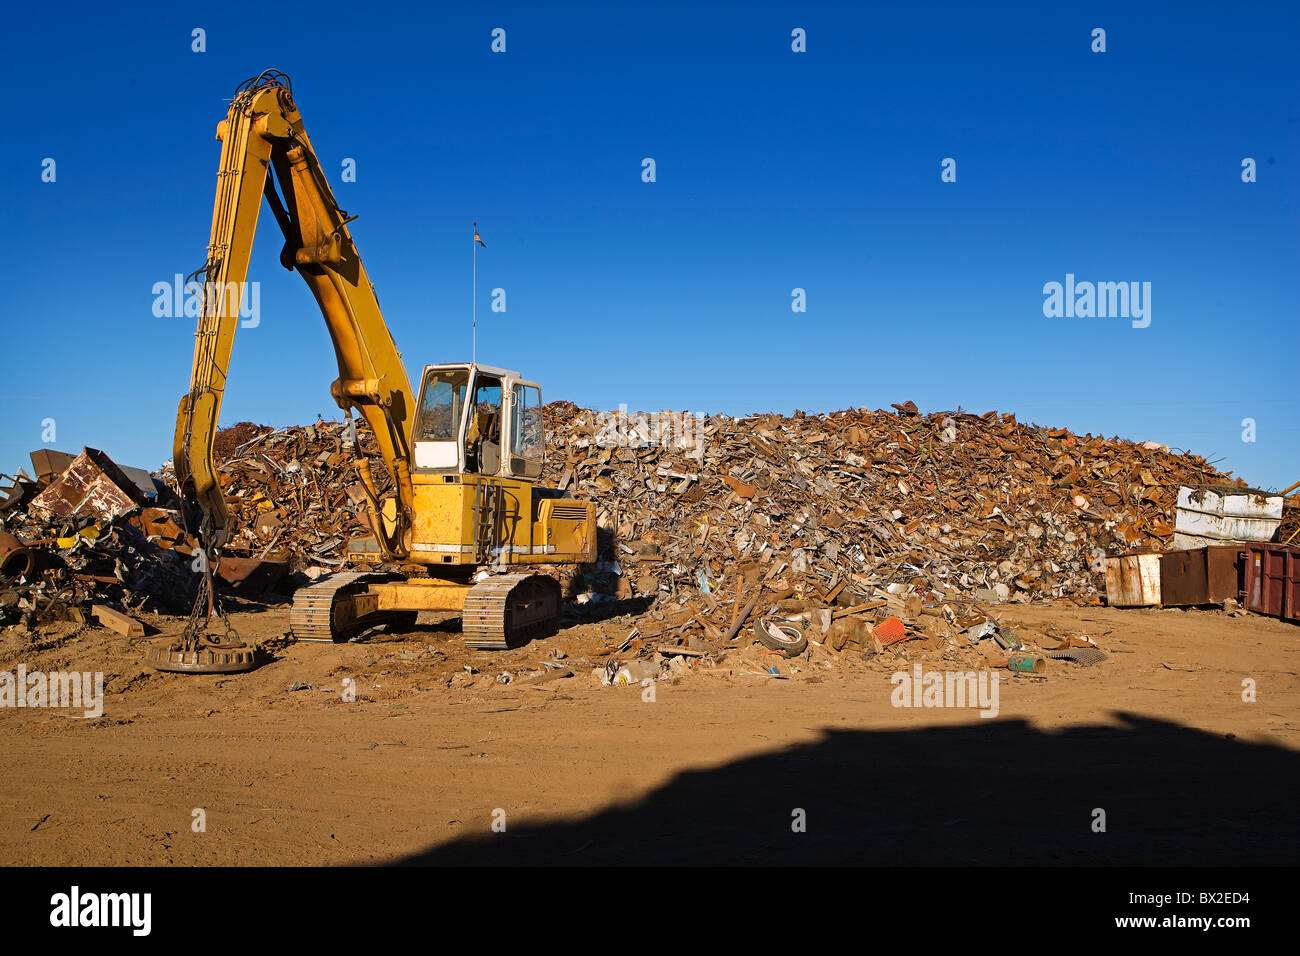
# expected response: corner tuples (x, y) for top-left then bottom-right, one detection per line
(157, 71), (595, 672)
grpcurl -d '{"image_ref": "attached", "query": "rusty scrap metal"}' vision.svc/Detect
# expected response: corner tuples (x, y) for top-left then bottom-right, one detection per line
(538, 400), (1240, 674)
(28, 448), (147, 521)
(0, 531), (37, 578)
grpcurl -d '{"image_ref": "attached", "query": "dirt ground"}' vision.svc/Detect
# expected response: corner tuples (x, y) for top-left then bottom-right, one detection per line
(1, 599), (1296, 865)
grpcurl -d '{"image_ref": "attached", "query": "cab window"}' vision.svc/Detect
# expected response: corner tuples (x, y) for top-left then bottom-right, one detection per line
(413, 370), (468, 442)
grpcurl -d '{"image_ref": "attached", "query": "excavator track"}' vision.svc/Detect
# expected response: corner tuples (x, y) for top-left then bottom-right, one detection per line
(462, 573), (562, 651)
(290, 570), (396, 642)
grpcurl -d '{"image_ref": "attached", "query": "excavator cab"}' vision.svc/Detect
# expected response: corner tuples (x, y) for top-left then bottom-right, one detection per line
(411, 364), (541, 479)
(343, 362), (591, 578)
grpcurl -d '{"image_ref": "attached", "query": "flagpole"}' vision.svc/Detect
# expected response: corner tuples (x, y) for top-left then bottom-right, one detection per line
(472, 224), (477, 366)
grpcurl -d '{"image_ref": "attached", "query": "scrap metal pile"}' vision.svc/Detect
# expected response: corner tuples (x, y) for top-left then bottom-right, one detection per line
(540, 401), (1238, 662)
(158, 419), (388, 576)
(0, 450), (196, 629)
(0, 420), (386, 630)
(0, 401), (1251, 665)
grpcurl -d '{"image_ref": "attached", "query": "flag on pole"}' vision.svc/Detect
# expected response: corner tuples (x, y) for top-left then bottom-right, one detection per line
(473, 222), (486, 247)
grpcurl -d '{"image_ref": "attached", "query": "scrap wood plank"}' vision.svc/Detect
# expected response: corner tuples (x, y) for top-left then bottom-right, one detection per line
(833, 600), (888, 619)
(92, 604), (144, 638)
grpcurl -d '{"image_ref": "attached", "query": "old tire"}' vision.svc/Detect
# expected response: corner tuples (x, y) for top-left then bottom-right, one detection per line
(755, 620), (808, 657)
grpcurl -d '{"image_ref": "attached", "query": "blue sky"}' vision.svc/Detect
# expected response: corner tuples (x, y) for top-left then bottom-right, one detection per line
(1, 1), (1296, 488)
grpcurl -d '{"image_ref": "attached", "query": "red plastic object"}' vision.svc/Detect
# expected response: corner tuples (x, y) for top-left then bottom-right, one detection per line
(873, 615), (908, 645)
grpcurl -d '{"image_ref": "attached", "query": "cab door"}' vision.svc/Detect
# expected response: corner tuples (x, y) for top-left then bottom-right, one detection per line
(506, 380), (544, 479)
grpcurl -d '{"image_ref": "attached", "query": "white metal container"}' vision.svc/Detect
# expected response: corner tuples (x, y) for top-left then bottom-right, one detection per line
(1172, 486), (1282, 550)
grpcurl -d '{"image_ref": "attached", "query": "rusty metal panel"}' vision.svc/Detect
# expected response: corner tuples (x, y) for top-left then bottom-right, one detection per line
(28, 448), (76, 483)
(1159, 546), (1241, 606)
(1206, 546), (1242, 603)
(28, 448), (145, 521)
(1104, 553), (1162, 607)
(1243, 544), (1299, 623)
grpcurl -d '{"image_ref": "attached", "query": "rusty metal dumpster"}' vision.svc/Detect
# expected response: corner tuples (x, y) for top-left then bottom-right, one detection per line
(1159, 546), (1241, 606)
(1242, 544), (1299, 623)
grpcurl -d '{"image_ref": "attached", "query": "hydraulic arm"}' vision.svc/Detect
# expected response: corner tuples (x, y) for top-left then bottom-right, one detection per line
(173, 70), (414, 560)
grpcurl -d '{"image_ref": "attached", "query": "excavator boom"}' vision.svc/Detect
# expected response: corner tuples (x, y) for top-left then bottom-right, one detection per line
(174, 70), (414, 558)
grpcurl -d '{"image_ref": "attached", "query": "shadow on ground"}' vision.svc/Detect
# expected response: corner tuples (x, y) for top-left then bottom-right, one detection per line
(559, 595), (654, 627)
(389, 712), (1297, 865)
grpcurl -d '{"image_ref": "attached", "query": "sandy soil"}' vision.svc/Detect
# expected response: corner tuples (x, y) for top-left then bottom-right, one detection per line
(1, 600), (1296, 865)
